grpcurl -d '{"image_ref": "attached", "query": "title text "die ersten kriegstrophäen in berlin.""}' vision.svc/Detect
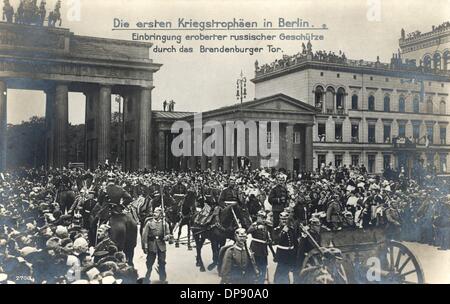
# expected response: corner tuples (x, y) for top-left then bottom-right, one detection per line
(113, 18), (316, 31)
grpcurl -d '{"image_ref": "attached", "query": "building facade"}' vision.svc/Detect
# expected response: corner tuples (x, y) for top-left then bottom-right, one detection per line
(251, 23), (450, 175)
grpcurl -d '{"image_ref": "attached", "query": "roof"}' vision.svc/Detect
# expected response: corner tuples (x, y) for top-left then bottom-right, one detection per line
(152, 111), (195, 120)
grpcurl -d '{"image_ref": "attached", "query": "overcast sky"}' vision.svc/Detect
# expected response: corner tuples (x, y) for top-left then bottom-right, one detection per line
(6, 0), (450, 124)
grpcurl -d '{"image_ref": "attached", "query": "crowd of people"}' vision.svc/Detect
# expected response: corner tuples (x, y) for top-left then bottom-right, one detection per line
(0, 162), (449, 284)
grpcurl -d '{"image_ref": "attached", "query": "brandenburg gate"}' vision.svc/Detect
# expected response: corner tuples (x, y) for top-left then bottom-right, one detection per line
(0, 21), (161, 171)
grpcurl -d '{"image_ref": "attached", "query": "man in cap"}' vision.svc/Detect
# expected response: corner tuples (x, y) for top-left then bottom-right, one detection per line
(295, 217), (322, 282)
(141, 206), (171, 284)
(273, 211), (297, 284)
(247, 210), (274, 283)
(97, 173), (133, 216)
(268, 174), (289, 229)
(220, 228), (258, 284)
(92, 224), (116, 263)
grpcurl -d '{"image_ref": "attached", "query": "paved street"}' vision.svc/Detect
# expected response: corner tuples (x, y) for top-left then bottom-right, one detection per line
(132, 226), (450, 284)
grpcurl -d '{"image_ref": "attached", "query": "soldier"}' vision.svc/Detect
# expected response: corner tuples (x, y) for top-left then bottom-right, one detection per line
(92, 224), (116, 263)
(218, 176), (242, 208)
(171, 178), (187, 206)
(141, 207), (171, 284)
(268, 174), (289, 229)
(247, 210), (274, 283)
(326, 198), (343, 230)
(385, 200), (401, 240)
(295, 217), (322, 282)
(98, 173), (133, 214)
(273, 212), (297, 284)
(219, 228), (258, 284)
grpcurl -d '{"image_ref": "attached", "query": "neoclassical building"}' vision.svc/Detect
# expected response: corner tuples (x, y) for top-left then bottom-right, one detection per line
(251, 23), (450, 174)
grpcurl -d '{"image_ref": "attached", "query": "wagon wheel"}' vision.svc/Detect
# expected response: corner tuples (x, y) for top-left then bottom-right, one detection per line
(299, 249), (348, 284)
(382, 240), (425, 284)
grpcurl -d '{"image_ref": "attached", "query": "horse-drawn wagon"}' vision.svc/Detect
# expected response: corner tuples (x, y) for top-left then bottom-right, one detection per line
(298, 226), (425, 284)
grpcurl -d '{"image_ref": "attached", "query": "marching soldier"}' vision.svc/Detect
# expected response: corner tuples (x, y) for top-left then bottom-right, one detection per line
(141, 207), (171, 284)
(273, 212), (297, 284)
(247, 210), (275, 283)
(268, 174), (289, 229)
(294, 217), (322, 283)
(219, 228), (258, 284)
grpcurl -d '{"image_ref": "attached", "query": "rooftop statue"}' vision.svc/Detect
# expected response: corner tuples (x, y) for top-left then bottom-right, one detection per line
(2, 0), (14, 23)
(48, 0), (61, 27)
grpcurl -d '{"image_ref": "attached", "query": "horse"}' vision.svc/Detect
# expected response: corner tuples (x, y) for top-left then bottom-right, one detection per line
(174, 189), (197, 250)
(191, 202), (252, 272)
(57, 189), (76, 215)
(89, 201), (138, 266)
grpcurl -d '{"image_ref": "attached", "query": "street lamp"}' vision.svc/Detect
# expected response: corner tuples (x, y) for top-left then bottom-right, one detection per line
(115, 95), (124, 167)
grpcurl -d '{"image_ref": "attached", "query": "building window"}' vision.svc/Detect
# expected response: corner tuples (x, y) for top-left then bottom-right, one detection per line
(320, 72), (324, 76)
(314, 86), (324, 110)
(399, 96), (406, 113)
(351, 124), (359, 143)
(440, 100), (446, 114)
(267, 131), (272, 144)
(351, 155), (360, 167)
(353, 75), (357, 80)
(294, 131), (301, 144)
(440, 127), (447, 144)
(335, 123), (343, 142)
(336, 88), (345, 113)
(383, 95), (390, 112)
(325, 87), (335, 114)
(335, 154), (343, 168)
(385, 78), (389, 82)
(426, 98), (434, 114)
(318, 154), (326, 169)
(368, 125), (376, 143)
(427, 126), (434, 142)
(384, 125), (391, 143)
(413, 96), (420, 113)
(398, 124), (406, 138)
(368, 95), (375, 111)
(318, 123), (326, 142)
(368, 155), (376, 173)
(337, 73), (340, 78)
(383, 154), (391, 169)
(444, 51), (450, 71)
(351, 94), (358, 110)
(413, 124), (420, 142)
(423, 55), (432, 69)
(370, 76), (373, 81)
(434, 53), (442, 70)
(440, 154), (447, 172)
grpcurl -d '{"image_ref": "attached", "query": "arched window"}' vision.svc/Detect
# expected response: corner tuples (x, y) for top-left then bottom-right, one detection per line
(314, 86), (324, 109)
(336, 88), (345, 112)
(427, 98), (434, 114)
(383, 95), (390, 112)
(413, 96), (420, 113)
(440, 100), (447, 115)
(399, 96), (406, 113)
(325, 87), (335, 114)
(423, 55), (432, 69)
(368, 95), (375, 111)
(444, 51), (450, 71)
(434, 53), (442, 70)
(351, 94), (358, 110)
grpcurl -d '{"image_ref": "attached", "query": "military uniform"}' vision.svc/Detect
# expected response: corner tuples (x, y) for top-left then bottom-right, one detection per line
(247, 221), (272, 283)
(273, 224), (297, 284)
(218, 186), (241, 208)
(268, 184), (289, 228)
(141, 217), (171, 282)
(220, 244), (257, 284)
(385, 205), (401, 239)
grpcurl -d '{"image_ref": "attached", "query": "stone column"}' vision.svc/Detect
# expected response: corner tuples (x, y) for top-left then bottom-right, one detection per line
(97, 86), (111, 165)
(0, 81), (6, 171)
(286, 123), (294, 173)
(138, 87), (152, 169)
(305, 124), (313, 172)
(223, 124), (231, 172)
(158, 130), (166, 170)
(44, 88), (55, 169)
(53, 84), (69, 168)
(189, 129), (196, 171)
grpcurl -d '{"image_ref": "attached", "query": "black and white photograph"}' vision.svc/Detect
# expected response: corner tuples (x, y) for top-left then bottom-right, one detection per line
(0, 0), (450, 289)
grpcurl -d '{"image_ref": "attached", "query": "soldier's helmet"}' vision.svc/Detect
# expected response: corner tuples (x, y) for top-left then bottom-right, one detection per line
(257, 210), (267, 218)
(234, 228), (247, 238)
(279, 212), (289, 220)
(309, 217), (321, 226)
